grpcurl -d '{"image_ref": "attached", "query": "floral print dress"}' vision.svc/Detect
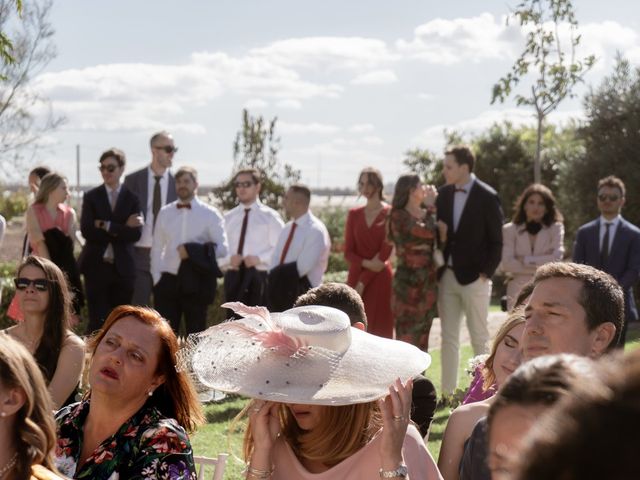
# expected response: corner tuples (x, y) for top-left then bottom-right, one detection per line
(55, 400), (196, 480)
(388, 208), (438, 351)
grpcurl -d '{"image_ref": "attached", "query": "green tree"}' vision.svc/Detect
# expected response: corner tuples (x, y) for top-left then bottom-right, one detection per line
(491, 0), (595, 184)
(0, 0), (22, 69)
(560, 56), (640, 235)
(213, 109), (300, 211)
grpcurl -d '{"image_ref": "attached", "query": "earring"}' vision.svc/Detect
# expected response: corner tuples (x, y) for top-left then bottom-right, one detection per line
(147, 390), (153, 397)
(0, 411), (6, 417)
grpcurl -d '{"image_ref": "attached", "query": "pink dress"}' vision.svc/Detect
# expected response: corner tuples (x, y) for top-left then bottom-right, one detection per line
(271, 425), (442, 480)
(344, 206), (394, 338)
(29, 203), (74, 252)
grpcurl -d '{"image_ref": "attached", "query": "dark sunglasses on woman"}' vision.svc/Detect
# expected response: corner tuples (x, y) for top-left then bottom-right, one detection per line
(14, 277), (49, 291)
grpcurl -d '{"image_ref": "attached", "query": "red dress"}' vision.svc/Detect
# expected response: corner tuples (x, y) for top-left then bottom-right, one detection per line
(344, 205), (393, 338)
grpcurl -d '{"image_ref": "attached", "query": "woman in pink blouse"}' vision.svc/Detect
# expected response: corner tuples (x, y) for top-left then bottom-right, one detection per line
(500, 184), (564, 310)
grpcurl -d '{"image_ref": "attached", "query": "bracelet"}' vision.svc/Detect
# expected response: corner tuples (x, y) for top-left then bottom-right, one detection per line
(246, 465), (274, 479)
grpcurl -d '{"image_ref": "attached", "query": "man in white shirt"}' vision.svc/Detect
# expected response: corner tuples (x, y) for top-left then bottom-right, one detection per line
(221, 168), (284, 312)
(268, 184), (331, 311)
(573, 175), (640, 346)
(124, 131), (178, 306)
(151, 166), (228, 335)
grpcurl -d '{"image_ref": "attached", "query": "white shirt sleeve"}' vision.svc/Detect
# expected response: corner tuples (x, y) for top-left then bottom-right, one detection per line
(208, 209), (229, 259)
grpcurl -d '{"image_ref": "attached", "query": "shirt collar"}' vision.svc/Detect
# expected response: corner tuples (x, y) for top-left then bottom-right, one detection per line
(104, 183), (121, 195)
(148, 166), (168, 181)
(600, 215), (621, 227)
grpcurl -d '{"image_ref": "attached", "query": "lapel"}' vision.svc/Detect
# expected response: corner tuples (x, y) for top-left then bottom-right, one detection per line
(442, 185), (455, 228)
(139, 169), (149, 210)
(456, 181), (479, 233)
(609, 218), (627, 262)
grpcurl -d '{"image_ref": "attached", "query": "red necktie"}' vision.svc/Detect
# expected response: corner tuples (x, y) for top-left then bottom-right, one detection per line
(237, 208), (250, 255)
(279, 222), (297, 265)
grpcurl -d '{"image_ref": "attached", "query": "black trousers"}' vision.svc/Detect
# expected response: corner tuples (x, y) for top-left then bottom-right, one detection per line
(84, 261), (134, 334)
(223, 266), (268, 318)
(154, 273), (208, 336)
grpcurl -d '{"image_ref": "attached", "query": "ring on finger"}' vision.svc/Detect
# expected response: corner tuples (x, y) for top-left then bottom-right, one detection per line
(392, 415), (404, 422)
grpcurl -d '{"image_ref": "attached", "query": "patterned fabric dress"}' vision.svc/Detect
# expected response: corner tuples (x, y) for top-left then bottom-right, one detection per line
(388, 208), (438, 351)
(55, 399), (196, 479)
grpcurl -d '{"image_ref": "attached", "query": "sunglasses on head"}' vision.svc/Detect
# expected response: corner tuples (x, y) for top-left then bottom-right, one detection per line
(234, 181), (255, 189)
(153, 145), (178, 154)
(598, 194), (620, 202)
(99, 164), (119, 173)
(14, 277), (49, 291)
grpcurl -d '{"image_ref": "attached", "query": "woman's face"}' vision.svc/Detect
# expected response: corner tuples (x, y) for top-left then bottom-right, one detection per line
(492, 323), (525, 388)
(358, 174), (380, 200)
(16, 264), (50, 316)
(489, 404), (546, 480)
(288, 404), (324, 431)
(89, 316), (165, 403)
(523, 193), (546, 223)
(50, 180), (69, 204)
(409, 182), (426, 204)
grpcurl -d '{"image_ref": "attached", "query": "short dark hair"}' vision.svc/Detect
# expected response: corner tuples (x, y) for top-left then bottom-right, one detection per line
(234, 168), (261, 185)
(445, 145), (475, 173)
(29, 166), (51, 180)
(512, 183), (563, 226)
(515, 350), (640, 480)
(294, 282), (367, 329)
(597, 175), (626, 198)
(175, 166), (198, 182)
(99, 148), (126, 167)
(289, 184), (311, 205)
(532, 262), (624, 349)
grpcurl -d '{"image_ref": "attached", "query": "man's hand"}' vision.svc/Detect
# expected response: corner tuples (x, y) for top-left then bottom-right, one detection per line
(178, 245), (189, 260)
(126, 213), (144, 227)
(229, 254), (243, 268)
(243, 255), (260, 268)
(94, 219), (107, 230)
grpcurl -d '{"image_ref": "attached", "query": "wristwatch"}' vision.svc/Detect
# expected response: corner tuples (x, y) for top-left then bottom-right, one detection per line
(379, 465), (408, 478)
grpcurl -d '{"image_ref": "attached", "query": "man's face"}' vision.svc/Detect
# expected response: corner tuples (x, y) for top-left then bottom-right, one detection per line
(99, 156), (124, 187)
(234, 173), (259, 204)
(597, 186), (624, 217)
(151, 135), (176, 170)
(522, 277), (598, 359)
(442, 154), (468, 186)
(176, 173), (197, 201)
(282, 188), (296, 218)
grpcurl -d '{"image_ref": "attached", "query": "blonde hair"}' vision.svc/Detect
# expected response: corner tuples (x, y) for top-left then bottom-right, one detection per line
(34, 172), (65, 205)
(482, 307), (526, 391)
(0, 335), (60, 479)
(242, 401), (382, 467)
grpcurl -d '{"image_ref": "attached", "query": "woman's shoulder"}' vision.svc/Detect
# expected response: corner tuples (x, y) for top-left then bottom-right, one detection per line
(448, 401), (491, 431)
(31, 464), (67, 480)
(63, 331), (85, 347)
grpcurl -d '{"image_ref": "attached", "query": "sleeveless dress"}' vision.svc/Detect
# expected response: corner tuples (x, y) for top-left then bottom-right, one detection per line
(344, 205), (394, 338)
(388, 208), (438, 351)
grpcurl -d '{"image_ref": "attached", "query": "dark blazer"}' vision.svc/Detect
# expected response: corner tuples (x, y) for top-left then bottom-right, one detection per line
(123, 167), (176, 222)
(267, 262), (311, 312)
(78, 184), (142, 278)
(573, 217), (640, 322)
(436, 178), (504, 285)
(177, 242), (223, 305)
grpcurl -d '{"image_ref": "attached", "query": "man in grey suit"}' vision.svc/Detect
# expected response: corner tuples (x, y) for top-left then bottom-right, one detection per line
(573, 175), (640, 346)
(124, 131), (178, 305)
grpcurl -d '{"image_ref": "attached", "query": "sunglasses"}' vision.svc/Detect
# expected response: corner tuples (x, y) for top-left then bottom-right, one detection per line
(99, 164), (119, 173)
(153, 145), (178, 154)
(14, 277), (49, 291)
(234, 181), (255, 189)
(598, 194), (620, 202)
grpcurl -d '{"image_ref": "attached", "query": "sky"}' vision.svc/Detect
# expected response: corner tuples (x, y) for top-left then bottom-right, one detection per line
(16, 0), (640, 188)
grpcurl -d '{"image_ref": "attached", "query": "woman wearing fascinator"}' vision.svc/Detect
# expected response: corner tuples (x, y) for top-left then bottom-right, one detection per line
(500, 184), (564, 310)
(187, 302), (442, 480)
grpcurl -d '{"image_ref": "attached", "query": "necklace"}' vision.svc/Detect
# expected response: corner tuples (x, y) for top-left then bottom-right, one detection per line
(0, 452), (18, 478)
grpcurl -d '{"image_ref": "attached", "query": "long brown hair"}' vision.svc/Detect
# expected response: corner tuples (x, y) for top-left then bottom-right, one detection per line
(387, 174), (421, 240)
(0, 335), (60, 479)
(242, 401), (382, 467)
(34, 172), (65, 205)
(358, 167), (385, 201)
(17, 256), (72, 383)
(511, 183), (562, 226)
(87, 305), (204, 432)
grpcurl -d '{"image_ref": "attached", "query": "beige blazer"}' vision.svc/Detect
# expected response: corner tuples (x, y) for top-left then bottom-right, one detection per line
(501, 221), (565, 308)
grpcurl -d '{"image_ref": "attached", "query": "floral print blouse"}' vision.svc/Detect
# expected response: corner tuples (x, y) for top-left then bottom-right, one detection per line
(55, 400), (196, 480)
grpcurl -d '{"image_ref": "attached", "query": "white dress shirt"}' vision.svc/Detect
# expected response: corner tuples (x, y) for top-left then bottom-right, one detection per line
(220, 199), (284, 271)
(151, 197), (228, 284)
(270, 211), (331, 287)
(599, 215), (621, 253)
(137, 167), (170, 248)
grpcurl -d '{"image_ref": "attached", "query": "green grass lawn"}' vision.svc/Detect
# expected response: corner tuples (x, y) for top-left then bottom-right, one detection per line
(190, 345), (476, 477)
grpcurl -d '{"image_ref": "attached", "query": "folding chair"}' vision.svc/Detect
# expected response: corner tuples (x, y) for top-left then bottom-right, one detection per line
(193, 453), (229, 480)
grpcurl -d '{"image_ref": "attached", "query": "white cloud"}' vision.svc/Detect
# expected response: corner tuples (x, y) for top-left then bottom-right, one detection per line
(348, 123), (375, 133)
(418, 93), (435, 101)
(351, 69), (398, 85)
(361, 135), (384, 145)
(244, 98), (269, 109)
(279, 122), (339, 135)
(276, 99), (303, 110)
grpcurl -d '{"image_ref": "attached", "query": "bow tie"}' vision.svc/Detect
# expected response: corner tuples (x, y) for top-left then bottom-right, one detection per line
(455, 188), (467, 193)
(177, 203), (191, 209)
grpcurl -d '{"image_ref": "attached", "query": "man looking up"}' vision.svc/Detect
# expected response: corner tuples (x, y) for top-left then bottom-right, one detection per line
(124, 131), (178, 306)
(221, 168), (283, 312)
(573, 175), (640, 346)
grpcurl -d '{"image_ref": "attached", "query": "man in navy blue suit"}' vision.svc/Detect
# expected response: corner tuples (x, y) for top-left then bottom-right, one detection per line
(573, 175), (640, 346)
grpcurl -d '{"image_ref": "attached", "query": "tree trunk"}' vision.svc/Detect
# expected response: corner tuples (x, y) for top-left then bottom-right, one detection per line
(535, 113), (543, 184)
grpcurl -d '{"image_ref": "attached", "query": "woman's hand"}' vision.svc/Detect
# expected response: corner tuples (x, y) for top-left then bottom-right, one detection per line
(424, 185), (438, 207)
(437, 220), (448, 244)
(364, 254), (386, 273)
(248, 400), (280, 472)
(378, 378), (413, 471)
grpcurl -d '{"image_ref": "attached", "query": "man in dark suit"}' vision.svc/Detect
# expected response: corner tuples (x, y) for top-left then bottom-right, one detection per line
(124, 131), (177, 306)
(79, 148), (143, 333)
(573, 175), (640, 346)
(436, 145), (503, 394)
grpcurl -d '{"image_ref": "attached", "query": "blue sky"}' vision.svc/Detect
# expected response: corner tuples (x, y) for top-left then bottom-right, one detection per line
(27, 0), (640, 188)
